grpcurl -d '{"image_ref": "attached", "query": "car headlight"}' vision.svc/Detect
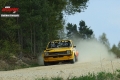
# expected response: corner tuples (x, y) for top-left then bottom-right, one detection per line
(44, 52), (49, 56)
(66, 50), (71, 54)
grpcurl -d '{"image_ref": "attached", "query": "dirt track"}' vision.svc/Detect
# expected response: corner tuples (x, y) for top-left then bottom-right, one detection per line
(0, 59), (120, 80)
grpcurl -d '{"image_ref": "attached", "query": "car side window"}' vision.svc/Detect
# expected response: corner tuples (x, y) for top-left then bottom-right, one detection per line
(51, 43), (55, 48)
(48, 42), (56, 48)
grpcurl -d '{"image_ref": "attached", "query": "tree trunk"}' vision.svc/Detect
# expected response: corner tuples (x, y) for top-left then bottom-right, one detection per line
(17, 17), (23, 59)
(31, 28), (33, 54)
(33, 26), (36, 55)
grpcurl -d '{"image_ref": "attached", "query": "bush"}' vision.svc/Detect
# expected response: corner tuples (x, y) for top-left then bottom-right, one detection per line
(35, 70), (120, 80)
(0, 40), (20, 60)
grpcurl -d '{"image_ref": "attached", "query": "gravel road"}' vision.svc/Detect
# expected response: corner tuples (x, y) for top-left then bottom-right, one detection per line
(0, 59), (120, 80)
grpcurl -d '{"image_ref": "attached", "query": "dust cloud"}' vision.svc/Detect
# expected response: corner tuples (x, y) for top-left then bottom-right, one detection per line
(73, 39), (116, 63)
(38, 53), (44, 66)
(38, 39), (116, 65)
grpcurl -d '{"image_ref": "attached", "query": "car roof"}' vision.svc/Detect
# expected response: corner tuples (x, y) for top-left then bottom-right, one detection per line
(51, 39), (72, 42)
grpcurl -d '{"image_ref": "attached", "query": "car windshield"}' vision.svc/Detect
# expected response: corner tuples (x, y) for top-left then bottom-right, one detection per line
(47, 40), (71, 48)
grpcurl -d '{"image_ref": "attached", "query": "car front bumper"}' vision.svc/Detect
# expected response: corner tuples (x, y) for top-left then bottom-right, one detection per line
(44, 55), (74, 62)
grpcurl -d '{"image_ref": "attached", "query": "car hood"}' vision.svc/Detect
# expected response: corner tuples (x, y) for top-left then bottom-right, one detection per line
(45, 47), (72, 52)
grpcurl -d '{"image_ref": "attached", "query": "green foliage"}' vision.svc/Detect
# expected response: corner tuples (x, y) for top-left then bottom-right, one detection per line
(66, 20), (93, 39)
(79, 20), (93, 39)
(0, 0), (89, 58)
(50, 77), (63, 80)
(35, 77), (63, 80)
(0, 40), (20, 59)
(99, 33), (110, 49)
(65, 0), (89, 15)
(98, 33), (120, 58)
(116, 69), (120, 78)
(66, 23), (78, 39)
(118, 41), (120, 50)
(70, 73), (96, 80)
(3, 64), (29, 71)
(35, 77), (48, 80)
(35, 70), (120, 80)
(111, 43), (120, 58)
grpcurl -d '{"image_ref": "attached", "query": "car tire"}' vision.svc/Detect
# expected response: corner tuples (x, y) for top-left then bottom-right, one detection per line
(70, 55), (76, 64)
(44, 62), (49, 66)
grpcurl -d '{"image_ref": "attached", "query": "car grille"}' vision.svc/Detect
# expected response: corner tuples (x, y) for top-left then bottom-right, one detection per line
(48, 51), (67, 56)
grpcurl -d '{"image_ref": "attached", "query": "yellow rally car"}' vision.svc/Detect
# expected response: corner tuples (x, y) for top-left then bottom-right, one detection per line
(42, 39), (79, 66)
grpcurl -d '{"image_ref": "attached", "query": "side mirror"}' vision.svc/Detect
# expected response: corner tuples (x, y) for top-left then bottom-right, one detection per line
(73, 46), (76, 48)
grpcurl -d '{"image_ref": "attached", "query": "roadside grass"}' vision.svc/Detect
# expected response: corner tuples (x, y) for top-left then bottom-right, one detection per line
(35, 69), (120, 80)
(36, 77), (63, 80)
(0, 64), (29, 71)
(0, 56), (40, 71)
(0, 63), (40, 71)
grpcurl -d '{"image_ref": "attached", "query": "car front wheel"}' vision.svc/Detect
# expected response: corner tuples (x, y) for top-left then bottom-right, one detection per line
(70, 55), (76, 63)
(44, 61), (49, 66)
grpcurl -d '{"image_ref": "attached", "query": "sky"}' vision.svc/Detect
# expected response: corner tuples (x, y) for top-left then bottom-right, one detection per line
(65, 0), (120, 47)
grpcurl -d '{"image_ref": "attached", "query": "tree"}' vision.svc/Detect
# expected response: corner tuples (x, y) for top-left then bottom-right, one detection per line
(111, 44), (120, 58)
(64, 0), (89, 15)
(78, 20), (93, 39)
(118, 41), (120, 50)
(99, 33), (110, 49)
(0, 0), (90, 59)
(66, 20), (94, 40)
(66, 23), (79, 39)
